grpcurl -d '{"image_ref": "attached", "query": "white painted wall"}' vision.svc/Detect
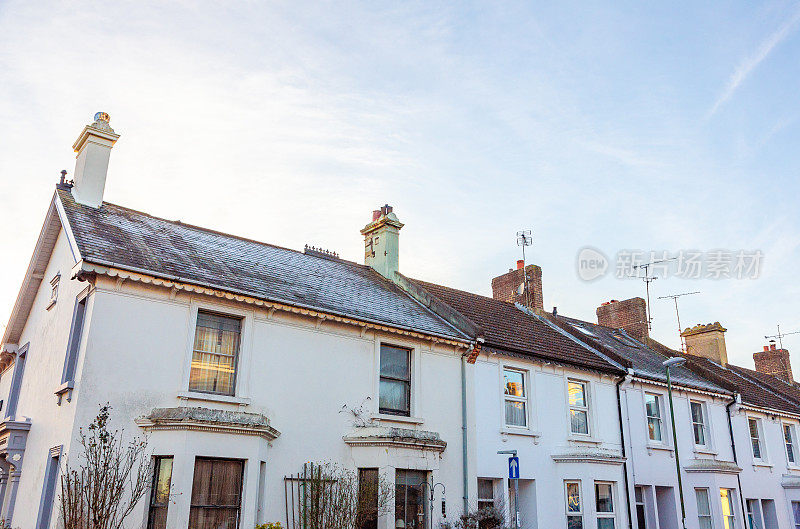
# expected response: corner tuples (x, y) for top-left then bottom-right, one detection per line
(474, 354), (628, 529)
(8, 267), (477, 529)
(621, 379), (742, 529)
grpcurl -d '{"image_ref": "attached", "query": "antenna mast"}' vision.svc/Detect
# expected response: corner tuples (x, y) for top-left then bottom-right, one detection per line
(657, 291), (700, 352)
(516, 230), (533, 307)
(764, 324), (800, 350)
(633, 257), (676, 330)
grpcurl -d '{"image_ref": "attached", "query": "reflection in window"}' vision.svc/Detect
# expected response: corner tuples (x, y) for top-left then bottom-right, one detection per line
(645, 394), (663, 442)
(566, 481), (583, 529)
(569, 381), (589, 435)
(595, 482), (615, 529)
(504, 369), (527, 427)
(395, 470), (427, 529)
(147, 457), (174, 529)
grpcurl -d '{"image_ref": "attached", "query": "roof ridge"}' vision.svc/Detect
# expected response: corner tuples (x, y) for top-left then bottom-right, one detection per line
(409, 278), (515, 306)
(67, 191), (364, 269)
(727, 364), (800, 406)
(701, 358), (800, 409)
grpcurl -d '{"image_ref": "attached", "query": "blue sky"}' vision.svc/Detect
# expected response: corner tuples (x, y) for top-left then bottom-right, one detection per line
(1, 1), (798, 367)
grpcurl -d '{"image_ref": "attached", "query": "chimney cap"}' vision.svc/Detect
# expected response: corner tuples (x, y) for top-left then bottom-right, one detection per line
(94, 112), (110, 123)
(681, 322), (727, 337)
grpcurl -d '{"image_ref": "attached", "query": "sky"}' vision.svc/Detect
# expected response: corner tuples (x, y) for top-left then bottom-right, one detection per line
(1, 1), (799, 368)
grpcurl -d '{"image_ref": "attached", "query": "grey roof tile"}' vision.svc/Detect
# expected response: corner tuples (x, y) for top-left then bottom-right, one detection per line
(57, 190), (467, 341)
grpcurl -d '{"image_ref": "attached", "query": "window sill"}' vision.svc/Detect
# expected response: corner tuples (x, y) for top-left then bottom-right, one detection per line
(568, 434), (602, 445)
(371, 413), (424, 425)
(786, 464), (800, 472)
(177, 391), (250, 406)
(500, 427), (541, 438)
(752, 461), (773, 469)
(646, 443), (674, 453)
(693, 447), (718, 456)
(55, 381), (74, 405)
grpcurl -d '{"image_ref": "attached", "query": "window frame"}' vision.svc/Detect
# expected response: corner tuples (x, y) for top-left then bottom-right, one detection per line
(183, 305), (248, 399)
(791, 501), (800, 529)
(189, 457), (245, 529)
(565, 480), (583, 528)
(35, 445), (62, 529)
(690, 400), (710, 448)
(745, 498), (763, 529)
(61, 289), (90, 386)
(644, 392), (665, 444)
(748, 417), (766, 462)
(568, 379), (591, 436)
(378, 343), (413, 417)
(695, 488), (713, 529)
(477, 478), (496, 512)
(784, 423), (799, 466)
(720, 488), (737, 529)
(503, 367), (529, 429)
(595, 481), (616, 529)
(147, 456), (174, 529)
(5, 343), (28, 420)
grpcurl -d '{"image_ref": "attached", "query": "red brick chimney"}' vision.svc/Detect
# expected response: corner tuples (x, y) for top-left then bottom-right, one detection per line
(596, 298), (649, 342)
(754, 343), (793, 382)
(491, 262), (543, 311)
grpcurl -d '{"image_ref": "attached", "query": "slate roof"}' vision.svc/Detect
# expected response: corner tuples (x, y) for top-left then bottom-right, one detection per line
(678, 355), (800, 414)
(554, 315), (730, 394)
(57, 190), (468, 341)
(408, 279), (624, 374)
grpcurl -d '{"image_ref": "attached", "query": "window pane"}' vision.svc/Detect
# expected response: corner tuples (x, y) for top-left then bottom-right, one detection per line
(379, 379), (409, 414)
(569, 382), (586, 407)
(648, 417), (662, 442)
(645, 395), (660, 418)
(568, 516), (584, 529)
(694, 424), (706, 446)
(566, 482), (581, 512)
(358, 468), (379, 529)
(380, 345), (410, 379)
(595, 483), (613, 513)
(691, 402), (704, 424)
(597, 519), (615, 529)
(793, 501), (800, 523)
(153, 458), (174, 505)
(571, 410), (589, 434)
(478, 479), (494, 500)
(696, 489), (711, 515)
(190, 458), (243, 529)
(505, 400), (527, 427)
(504, 370), (525, 397)
(395, 470), (427, 529)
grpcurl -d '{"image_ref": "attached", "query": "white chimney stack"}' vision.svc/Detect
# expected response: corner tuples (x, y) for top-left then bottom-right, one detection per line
(71, 112), (119, 207)
(361, 205), (404, 280)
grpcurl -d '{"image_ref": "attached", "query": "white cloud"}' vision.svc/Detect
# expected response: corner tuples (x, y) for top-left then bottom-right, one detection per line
(707, 7), (800, 118)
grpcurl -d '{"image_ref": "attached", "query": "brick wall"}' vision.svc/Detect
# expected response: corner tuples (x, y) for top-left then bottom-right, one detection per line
(491, 261), (543, 311)
(596, 298), (649, 341)
(754, 344), (793, 382)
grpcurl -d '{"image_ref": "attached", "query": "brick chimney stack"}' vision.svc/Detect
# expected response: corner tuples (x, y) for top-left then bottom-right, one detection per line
(596, 298), (649, 342)
(491, 262), (543, 311)
(754, 343), (793, 382)
(681, 322), (728, 365)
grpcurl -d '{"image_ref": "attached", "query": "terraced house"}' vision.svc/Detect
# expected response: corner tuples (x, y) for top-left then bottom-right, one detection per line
(4, 114), (800, 529)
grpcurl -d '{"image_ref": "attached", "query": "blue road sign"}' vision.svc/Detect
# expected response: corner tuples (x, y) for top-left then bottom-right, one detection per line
(508, 456), (519, 479)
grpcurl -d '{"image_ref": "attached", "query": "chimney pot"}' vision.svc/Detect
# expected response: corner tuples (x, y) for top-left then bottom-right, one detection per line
(516, 260), (524, 270)
(372, 210), (381, 221)
(771, 343), (777, 350)
(764, 346), (769, 352)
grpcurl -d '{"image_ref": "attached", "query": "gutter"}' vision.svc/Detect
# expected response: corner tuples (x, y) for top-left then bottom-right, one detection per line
(726, 395), (748, 522)
(617, 370), (634, 529)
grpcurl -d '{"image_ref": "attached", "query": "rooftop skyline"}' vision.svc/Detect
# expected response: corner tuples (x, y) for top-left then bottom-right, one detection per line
(1, 1), (799, 367)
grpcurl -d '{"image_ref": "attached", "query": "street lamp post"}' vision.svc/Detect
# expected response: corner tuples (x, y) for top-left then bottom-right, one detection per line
(663, 356), (687, 529)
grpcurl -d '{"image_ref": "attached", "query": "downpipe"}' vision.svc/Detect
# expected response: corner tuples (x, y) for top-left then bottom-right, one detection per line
(617, 371), (634, 529)
(726, 396), (747, 521)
